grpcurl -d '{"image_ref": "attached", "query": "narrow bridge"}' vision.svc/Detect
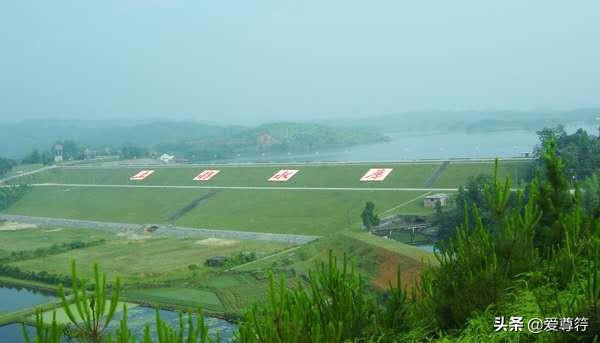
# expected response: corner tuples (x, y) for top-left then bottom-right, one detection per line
(370, 223), (430, 244)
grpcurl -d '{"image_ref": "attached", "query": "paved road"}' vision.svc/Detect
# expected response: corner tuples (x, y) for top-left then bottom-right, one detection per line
(0, 214), (320, 245)
(29, 183), (460, 192)
(62, 157), (534, 169)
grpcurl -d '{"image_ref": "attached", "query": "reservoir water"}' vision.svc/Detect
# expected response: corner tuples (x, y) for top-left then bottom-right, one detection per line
(0, 285), (237, 342)
(0, 285), (55, 313)
(215, 124), (598, 163)
(108, 306), (237, 342)
(0, 324), (35, 343)
(0, 285), (55, 343)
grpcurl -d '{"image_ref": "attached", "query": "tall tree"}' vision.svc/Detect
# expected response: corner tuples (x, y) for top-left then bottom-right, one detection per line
(360, 201), (380, 229)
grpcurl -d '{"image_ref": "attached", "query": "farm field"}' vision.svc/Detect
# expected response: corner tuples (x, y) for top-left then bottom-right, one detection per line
(0, 226), (114, 258)
(123, 288), (224, 313)
(9, 236), (293, 283)
(0, 225), (295, 315)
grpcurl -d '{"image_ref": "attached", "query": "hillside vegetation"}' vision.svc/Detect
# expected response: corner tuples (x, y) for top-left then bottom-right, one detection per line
(156, 122), (387, 161)
(0, 120), (386, 162)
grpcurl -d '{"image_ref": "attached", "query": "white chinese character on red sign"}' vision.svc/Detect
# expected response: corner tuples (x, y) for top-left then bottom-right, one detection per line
(193, 170), (220, 181)
(129, 170), (155, 181)
(360, 168), (393, 182)
(268, 169), (299, 182)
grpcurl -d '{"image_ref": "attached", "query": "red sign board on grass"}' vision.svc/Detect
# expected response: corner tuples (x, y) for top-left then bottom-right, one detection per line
(193, 170), (221, 181)
(129, 170), (155, 181)
(268, 169), (299, 182)
(360, 168), (393, 182)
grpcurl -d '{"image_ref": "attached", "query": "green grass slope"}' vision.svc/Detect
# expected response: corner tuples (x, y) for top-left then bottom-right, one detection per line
(4, 186), (426, 235)
(10, 237), (291, 283)
(18, 163), (441, 188)
(432, 161), (532, 188)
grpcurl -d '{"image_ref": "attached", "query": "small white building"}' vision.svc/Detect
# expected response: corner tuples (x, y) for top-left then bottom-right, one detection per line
(424, 193), (449, 208)
(159, 153), (175, 163)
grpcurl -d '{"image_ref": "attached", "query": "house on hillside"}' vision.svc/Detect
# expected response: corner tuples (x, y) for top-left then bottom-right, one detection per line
(256, 133), (279, 147)
(424, 193), (449, 208)
(53, 144), (64, 163)
(84, 148), (95, 160)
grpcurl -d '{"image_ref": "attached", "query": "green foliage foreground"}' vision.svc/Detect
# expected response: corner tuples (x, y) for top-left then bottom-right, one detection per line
(21, 141), (600, 342)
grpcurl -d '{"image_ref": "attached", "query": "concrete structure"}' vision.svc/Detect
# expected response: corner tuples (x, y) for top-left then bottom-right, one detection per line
(159, 153), (175, 163)
(205, 256), (229, 267)
(424, 193), (449, 208)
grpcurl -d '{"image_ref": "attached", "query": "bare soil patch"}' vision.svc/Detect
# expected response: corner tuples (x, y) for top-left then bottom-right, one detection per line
(372, 249), (422, 290)
(0, 221), (37, 231)
(196, 238), (238, 247)
(115, 232), (151, 240)
(43, 228), (63, 233)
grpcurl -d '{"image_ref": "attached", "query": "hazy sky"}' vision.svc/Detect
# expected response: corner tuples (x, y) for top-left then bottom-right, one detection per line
(1, 1), (599, 124)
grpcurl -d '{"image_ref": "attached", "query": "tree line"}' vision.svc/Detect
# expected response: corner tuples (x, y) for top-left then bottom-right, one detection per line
(434, 126), (600, 240)
(0, 240), (106, 287)
(0, 184), (30, 211)
(0, 239), (106, 264)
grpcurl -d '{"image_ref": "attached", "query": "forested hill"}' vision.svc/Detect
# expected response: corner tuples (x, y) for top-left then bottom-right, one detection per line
(324, 108), (600, 133)
(155, 122), (388, 161)
(0, 119), (386, 160)
(0, 120), (238, 158)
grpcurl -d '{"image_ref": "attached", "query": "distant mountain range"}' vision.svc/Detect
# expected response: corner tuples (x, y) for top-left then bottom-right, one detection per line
(0, 120), (237, 158)
(1, 109), (598, 159)
(320, 108), (600, 133)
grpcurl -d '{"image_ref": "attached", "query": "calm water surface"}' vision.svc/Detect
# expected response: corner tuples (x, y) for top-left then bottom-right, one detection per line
(108, 306), (237, 342)
(0, 285), (55, 313)
(0, 286), (237, 342)
(0, 324), (35, 343)
(215, 124), (598, 163)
